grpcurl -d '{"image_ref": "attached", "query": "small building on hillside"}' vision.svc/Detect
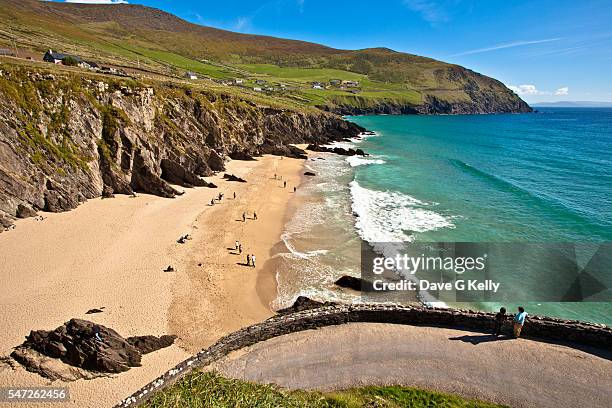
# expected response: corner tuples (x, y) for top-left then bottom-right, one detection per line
(234, 79), (244, 84)
(42, 49), (97, 69)
(0, 48), (15, 57)
(329, 79), (341, 86)
(184, 71), (198, 80)
(255, 79), (266, 85)
(342, 80), (360, 87)
(253, 87), (263, 92)
(312, 84), (324, 89)
(43, 50), (74, 64)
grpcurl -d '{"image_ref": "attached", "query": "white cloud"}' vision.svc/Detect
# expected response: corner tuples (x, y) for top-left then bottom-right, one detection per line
(64, 0), (129, 4)
(506, 84), (545, 96)
(555, 86), (569, 96)
(451, 38), (562, 57)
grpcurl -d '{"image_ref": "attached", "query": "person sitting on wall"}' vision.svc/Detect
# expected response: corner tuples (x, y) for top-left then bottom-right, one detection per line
(494, 307), (506, 337)
(513, 306), (527, 338)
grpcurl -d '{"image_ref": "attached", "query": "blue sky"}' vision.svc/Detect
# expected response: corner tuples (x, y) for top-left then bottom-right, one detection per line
(61, 0), (612, 102)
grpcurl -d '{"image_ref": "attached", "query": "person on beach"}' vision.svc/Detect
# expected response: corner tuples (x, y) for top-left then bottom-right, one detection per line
(274, 173), (277, 180)
(283, 181), (287, 188)
(293, 186), (297, 192)
(242, 212), (246, 222)
(253, 211), (257, 220)
(238, 244), (242, 254)
(233, 192), (236, 199)
(246, 254), (251, 266)
(251, 254), (256, 268)
(513, 306), (527, 338)
(235, 240), (239, 251)
(494, 307), (506, 337)
(210, 199), (214, 206)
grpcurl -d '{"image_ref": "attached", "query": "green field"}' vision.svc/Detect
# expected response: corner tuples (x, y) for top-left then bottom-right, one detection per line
(0, 0), (528, 113)
(142, 371), (506, 408)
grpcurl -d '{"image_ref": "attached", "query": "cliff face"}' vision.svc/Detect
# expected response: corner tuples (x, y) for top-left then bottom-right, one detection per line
(0, 67), (362, 226)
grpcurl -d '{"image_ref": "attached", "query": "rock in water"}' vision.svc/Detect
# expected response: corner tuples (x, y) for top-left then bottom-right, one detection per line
(10, 319), (176, 380)
(305, 144), (368, 157)
(334, 275), (379, 292)
(276, 296), (336, 314)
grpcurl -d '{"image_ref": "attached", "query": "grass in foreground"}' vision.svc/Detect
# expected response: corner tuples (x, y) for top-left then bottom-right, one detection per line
(142, 371), (506, 408)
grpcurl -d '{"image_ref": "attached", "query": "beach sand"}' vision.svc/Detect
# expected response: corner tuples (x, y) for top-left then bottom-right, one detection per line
(0, 154), (305, 407)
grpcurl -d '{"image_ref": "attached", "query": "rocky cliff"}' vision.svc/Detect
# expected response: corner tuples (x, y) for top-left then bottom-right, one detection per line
(0, 66), (363, 227)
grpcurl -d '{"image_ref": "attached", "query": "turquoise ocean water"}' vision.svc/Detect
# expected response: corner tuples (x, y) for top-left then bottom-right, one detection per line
(274, 108), (611, 325)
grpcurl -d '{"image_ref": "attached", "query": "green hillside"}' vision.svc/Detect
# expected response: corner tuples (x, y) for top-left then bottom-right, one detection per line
(0, 0), (530, 114)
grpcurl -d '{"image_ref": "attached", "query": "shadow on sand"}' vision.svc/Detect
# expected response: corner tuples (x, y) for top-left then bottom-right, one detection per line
(449, 334), (513, 345)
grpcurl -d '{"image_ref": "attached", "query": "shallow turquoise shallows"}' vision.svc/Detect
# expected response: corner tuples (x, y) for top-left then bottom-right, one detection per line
(346, 108), (612, 325)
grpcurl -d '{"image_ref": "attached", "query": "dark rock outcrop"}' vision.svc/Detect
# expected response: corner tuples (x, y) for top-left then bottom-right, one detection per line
(260, 143), (308, 159)
(207, 150), (225, 172)
(126, 335), (177, 355)
(306, 144), (367, 156)
(16, 204), (37, 219)
(223, 173), (246, 183)
(160, 159), (209, 187)
(276, 296), (336, 314)
(10, 319), (176, 381)
(334, 275), (380, 292)
(304, 171), (316, 176)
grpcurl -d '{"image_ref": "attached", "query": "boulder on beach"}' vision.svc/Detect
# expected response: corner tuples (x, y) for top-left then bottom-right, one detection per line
(304, 171), (316, 176)
(10, 319), (176, 381)
(223, 173), (247, 182)
(16, 204), (37, 219)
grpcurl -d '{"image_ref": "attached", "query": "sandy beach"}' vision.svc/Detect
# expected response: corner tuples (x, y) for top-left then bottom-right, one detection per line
(0, 154), (305, 407)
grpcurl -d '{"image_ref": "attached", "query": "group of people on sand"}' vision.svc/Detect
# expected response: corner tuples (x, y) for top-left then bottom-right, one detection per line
(494, 306), (528, 338)
(234, 241), (256, 267)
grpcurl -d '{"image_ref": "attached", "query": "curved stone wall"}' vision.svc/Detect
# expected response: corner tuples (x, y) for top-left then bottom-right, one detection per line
(115, 303), (611, 407)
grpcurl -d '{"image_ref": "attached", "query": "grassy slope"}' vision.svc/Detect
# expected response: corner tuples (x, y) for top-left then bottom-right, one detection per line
(142, 371), (506, 408)
(0, 0), (527, 112)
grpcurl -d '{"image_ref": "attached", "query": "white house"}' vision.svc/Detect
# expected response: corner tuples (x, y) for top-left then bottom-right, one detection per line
(253, 87), (263, 92)
(184, 71), (198, 80)
(312, 84), (324, 89)
(235, 79), (244, 84)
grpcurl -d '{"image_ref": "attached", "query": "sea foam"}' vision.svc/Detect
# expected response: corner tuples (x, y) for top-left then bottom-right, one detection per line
(349, 181), (454, 244)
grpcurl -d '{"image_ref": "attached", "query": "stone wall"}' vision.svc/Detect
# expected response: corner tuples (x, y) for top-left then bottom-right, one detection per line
(115, 303), (611, 407)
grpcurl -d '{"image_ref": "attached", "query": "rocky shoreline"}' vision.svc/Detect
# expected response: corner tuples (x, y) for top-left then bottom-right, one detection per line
(0, 66), (364, 229)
